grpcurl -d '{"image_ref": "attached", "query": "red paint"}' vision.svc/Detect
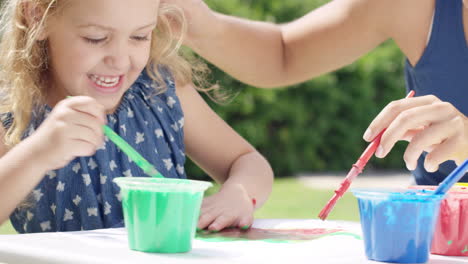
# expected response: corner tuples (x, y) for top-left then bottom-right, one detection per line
(318, 91), (415, 221)
(197, 227), (344, 242)
(409, 185), (468, 256)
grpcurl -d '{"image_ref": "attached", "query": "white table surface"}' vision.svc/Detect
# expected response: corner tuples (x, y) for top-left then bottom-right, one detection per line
(0, 219), (467, 264)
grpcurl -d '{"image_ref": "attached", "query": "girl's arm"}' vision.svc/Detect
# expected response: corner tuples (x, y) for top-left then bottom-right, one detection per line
(177, 82), (274, 231)
(0, 97), (105, 224)
(168, 0), (392, 88)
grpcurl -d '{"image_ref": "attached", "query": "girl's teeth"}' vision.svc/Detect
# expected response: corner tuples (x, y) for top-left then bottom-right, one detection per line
(90, 74), (120, 87)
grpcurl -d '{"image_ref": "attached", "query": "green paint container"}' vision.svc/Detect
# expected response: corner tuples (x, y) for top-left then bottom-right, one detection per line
(114, 177), (212, 253)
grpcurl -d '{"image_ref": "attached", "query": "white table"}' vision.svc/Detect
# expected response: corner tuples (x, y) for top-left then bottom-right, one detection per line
(0, 219), (466, 264)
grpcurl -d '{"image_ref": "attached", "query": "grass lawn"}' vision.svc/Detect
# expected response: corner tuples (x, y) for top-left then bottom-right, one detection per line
(0, 177), (359, 235)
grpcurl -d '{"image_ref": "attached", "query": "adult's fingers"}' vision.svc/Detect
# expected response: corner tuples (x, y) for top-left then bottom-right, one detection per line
(377, 102), (456, 158)
(364, 95), (439, 142)
(403, 120), (455, 170)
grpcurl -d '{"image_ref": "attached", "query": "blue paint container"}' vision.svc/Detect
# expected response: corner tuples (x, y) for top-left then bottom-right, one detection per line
(352, 188), (444, 263)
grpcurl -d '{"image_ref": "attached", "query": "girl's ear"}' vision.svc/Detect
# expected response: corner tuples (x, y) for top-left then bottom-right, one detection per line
(23, 1), (47, 41)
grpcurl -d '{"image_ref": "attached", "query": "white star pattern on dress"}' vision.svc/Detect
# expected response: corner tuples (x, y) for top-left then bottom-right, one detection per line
(46, 171), (57, 179)
(50, 204), (56, 215)
(27, 211), (34, 221)
(136, 132), (145, 144)
(167, 96), (176, 108)
(155, 129), (163, 138)
(32, 189), (43, 202)
(157, 106), (163, 113)
(144, 121), (149, 126)
(72, 163), (81, 174)
(23, 223), (27, 232)
(109, 116), (117, 124)
(88, 158), (97, 170)
(98, 142), (106, 151)
(120, 124), (127, 135)
(73, 195), (81, 206)
(127, 107), (134, 118)
(57, 181), (65, 192)
(163, 159), (173, 171)
(109, 160), (117, 171)
(169, 134), (174, 142)
(87, 207), (98, 217)
(123, 170), (133, 177)
(171, 123), (179, 131)
(104, 202), (112, 215)
(40, 221), (51, 232)
(115, 192), (122, 202)
(82, 174), (91, 186)
(176, 164), (184, 175)
(128, 94), (135, 100)
(178, 118), (184, 128)
(64, 209), (74, 221)
(100, 174), (107, 184)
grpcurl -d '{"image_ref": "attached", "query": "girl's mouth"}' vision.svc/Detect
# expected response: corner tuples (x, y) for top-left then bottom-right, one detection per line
(88, 74), (124, 93)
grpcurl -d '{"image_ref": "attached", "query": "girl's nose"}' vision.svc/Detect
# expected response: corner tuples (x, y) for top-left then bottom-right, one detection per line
(104, 40), (131, 72)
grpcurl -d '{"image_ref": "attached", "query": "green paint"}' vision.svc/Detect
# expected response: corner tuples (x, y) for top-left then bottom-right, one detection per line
(241, 225), (250, 230)
(462, 245), (468, 254)
(114, 177), (212, 253)
(103, 126), (163, 178)
(196, 228), (361, 243)
(122, 188), (202, 253)
(323, 231), (362, 240)
(448, 240), (453, 245)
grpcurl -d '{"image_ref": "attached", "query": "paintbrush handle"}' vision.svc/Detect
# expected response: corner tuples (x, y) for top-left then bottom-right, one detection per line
(434, 159), (468, 195)
(103, 126), (163, 178)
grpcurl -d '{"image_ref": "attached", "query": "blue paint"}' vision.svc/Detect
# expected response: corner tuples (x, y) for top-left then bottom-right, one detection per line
(352, 189), (444, 263)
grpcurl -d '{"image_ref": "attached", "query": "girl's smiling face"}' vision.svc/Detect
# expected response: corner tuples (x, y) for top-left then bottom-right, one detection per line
(45, 0), (159, 112)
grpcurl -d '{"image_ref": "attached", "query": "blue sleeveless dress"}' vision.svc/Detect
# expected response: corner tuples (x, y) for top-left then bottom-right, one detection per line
(405, 0), (468, 185)
(10, 70), (187, 233)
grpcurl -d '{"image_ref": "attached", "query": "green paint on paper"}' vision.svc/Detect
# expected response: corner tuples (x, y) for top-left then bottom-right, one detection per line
(196, 227), (361, 243)
(448, 240), (453, 245)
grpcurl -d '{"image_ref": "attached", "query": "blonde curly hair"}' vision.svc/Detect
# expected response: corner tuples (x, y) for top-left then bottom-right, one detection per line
(0, 0), (211, 147)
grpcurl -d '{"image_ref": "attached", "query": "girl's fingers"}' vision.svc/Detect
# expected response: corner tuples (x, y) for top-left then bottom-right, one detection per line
(378, 102), (456, 158)
(364, 95), (439, 142)
(64, 96), (107, 123)
(403, 120), (455, 170)
(197, 208), (219, 230)
(208, 214), (235, 231)
(237, 214), (254, 229)
(67, 124), (103, 152)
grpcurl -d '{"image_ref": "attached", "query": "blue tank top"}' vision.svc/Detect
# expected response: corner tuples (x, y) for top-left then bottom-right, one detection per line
(10, 69), (187, 233)
(405, 0), (468, 185)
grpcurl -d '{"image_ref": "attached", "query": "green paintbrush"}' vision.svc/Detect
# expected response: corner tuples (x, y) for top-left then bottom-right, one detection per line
(103, 125), (163, 178)
(67, 96), (163, 178)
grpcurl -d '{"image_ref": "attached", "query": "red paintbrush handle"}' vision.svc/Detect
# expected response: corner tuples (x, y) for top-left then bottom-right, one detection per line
(354, 129), (386, 170)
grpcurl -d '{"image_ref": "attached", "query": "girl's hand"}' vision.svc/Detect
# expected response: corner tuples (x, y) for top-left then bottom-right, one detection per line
(28, 96), (106, 171)
(198, 183), (255, 231)
(364, 95), (468, 172)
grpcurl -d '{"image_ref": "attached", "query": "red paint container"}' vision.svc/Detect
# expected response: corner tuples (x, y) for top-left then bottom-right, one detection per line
(409, 185), (468, 256)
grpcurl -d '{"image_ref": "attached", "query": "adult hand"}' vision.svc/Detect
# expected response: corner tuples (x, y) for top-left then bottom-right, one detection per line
(364, 95), (468, 172)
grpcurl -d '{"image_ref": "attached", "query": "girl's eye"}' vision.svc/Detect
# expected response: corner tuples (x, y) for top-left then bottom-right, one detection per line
(132, 35), (150, 41)
(83, 37), (107, 44)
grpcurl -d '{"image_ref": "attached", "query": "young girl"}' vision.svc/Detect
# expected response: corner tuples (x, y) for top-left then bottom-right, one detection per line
(166, 0), (468, 185)
(0, 0), (273, 233)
